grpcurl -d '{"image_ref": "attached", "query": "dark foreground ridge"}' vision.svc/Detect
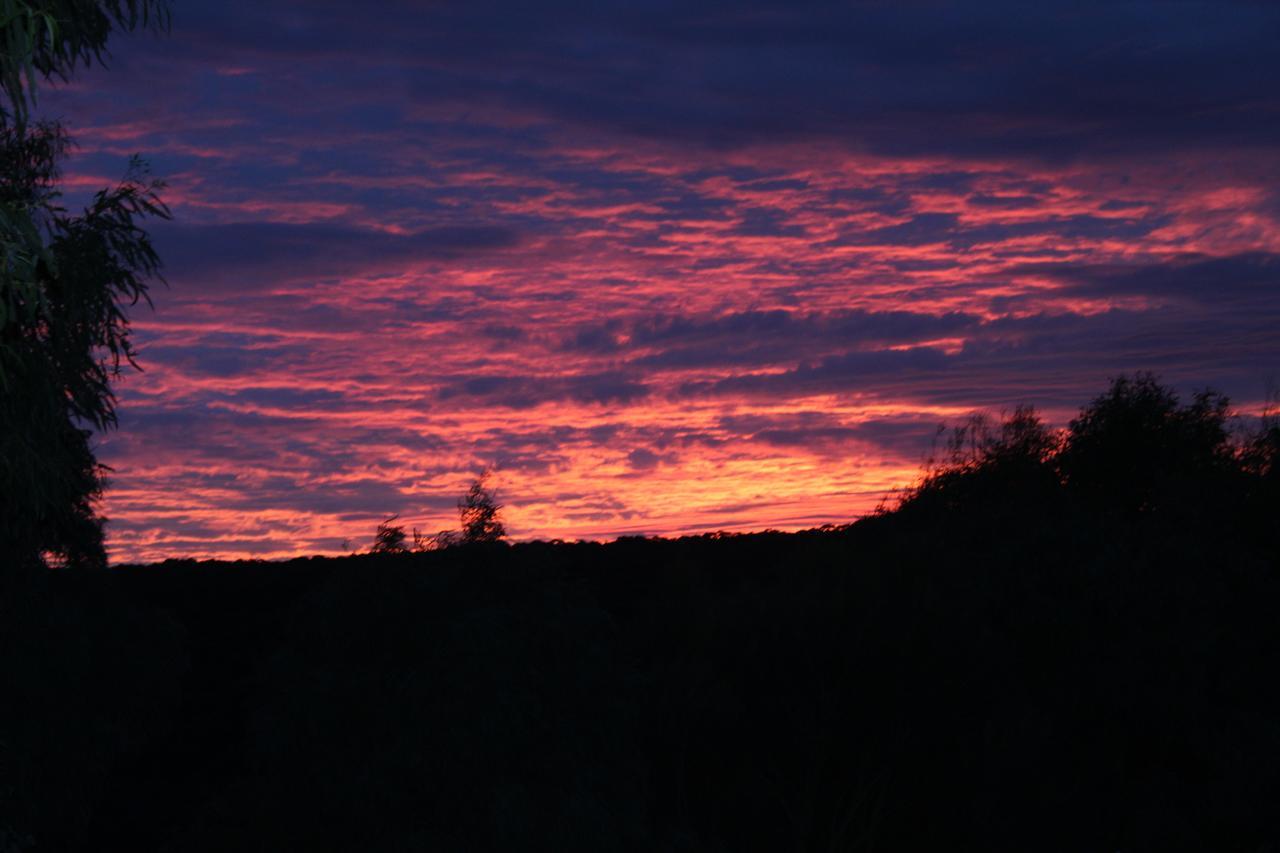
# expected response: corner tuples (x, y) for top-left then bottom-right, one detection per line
(3, 376), (1279, 852)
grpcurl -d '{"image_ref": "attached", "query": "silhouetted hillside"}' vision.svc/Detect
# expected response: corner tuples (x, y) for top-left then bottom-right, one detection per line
(3, 376), (1278, 852)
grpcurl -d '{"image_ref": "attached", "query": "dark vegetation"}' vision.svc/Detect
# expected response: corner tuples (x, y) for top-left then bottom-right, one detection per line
(3, 375), (1279, 851)
(374, 471), (506, 554)
(410, 470), (508, 552)
(1, 1), (170, 572)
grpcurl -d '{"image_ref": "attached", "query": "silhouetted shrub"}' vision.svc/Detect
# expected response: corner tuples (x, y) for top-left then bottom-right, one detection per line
(1059, 372), (1234, 517)
(413, 527), (459, 551)
(371, 515), (407, 553)
(1241, 403), (1280, 483)
(409, 472), (507, 551)
(898, 373), (1265, 532)
(898, 404), (1060, 515)
(458, 471), (506, 544)
(1239, 404), (1280, 542)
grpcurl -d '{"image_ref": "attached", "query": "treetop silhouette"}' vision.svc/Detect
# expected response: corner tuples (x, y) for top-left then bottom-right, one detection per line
(458, 469), (506, 544)
(377, 471), (508, 554)
(897, 372), (1273, 532)
(372, 514), (407, 554)
(1, 1), (170, 572)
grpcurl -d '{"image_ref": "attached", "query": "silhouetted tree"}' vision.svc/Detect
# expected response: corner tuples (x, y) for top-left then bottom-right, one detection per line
(1058, 373), (1233, 517)
(408, 473), (507, 551)
(1239, 397), (1280, 536)
(1245, 423), (1280, 481)
(458, 470), (506, 544)
(412, 526), (458, 552)
(1241, 393), (1280, 482)
(896, 373), (1260, 530)
(372, 515), (407, 554)
(1, 2), (170, 573)
(899, 404), (1060, 514)
(0, 2), (171, 127)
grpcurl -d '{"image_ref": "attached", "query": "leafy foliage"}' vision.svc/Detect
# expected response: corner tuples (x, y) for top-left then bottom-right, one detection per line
(412, 525), (458, 551)
(1059, 372), (1234, 516)
(0, 123), (167, 569)
(0, 2), (170, 571)
(897, 372), (1264, 529)
(0, 0), (170, 125)
(371, 515), (407, 554)
(902, 404), (1061, 515)
(411, 471), (507, 551)
(458, 470), (506, 544)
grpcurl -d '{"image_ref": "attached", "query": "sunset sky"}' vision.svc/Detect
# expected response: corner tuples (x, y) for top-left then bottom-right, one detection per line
(42, 0), (1280, 562)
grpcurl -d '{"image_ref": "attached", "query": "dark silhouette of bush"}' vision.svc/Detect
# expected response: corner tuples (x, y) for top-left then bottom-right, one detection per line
(1238, 401), (1280, 543)
(898, 404), (1061, 516)
(413, 526), (460, 551)
(458, 470), (506, 544)
(1240, 391), (1279, 481)
(898, 373), (1267, 533)
(371, 514), (407, 553)
(1058, 372), (1236, 518)
(410, 472), (507, 551)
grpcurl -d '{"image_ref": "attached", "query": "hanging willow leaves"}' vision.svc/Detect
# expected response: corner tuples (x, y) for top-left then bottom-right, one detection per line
(1, 2), (170, 571)
(0, 0), (170, 124)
